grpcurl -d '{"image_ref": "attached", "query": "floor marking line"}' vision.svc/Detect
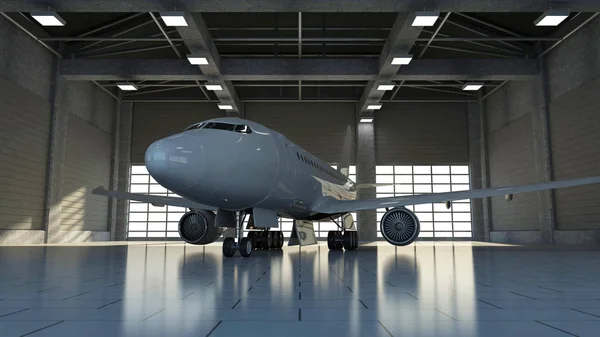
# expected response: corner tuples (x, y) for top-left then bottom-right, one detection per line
(377, 320), (394, 337)
(405, 292), (419, 300)
(346, 286), (353, 293)
(97, 299), (122, 309)
(62, 292), (89, 300)
(247, 286), (253, 292)
(477, 299), (502, 309)
(359, 299), (368, 309)
(0, 308), (29, 318)
(434, 308), (458, 321)
(385, 281), (396, 288)
(535, 321), (578, 336)
(109, 281), (125, 287)
(510, 292), (538, 300)
(143, 309), (165, 321)
(205, 320), (223, 337)
(20, 320), (65, 337)
(538, 286), (564, 293)
(181, 292), (195, 300)
(570, 308), (600, 318)
(204, 281), (214, 287)
(36, 286), (63, 293)
(298, 308), (302, 321)
(231, 299), (241, 309)
(299, 292), (302, 300)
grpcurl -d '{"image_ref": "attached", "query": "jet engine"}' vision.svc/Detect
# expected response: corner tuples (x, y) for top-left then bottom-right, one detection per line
(380, 207), (420, 246)
(178, 210), (223, 245)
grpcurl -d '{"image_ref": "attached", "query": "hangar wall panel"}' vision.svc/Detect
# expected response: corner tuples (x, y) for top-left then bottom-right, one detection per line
(0, 77), (51, 230)
(374, 103), (468, 165)
(131, 103), (223, 164)
(549, 75), (600, 230)
(485, 80), (539, 231)
(245, 102), (356, 164)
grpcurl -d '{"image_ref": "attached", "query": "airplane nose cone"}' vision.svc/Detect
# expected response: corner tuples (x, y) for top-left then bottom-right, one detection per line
(145, 134), (204, 192)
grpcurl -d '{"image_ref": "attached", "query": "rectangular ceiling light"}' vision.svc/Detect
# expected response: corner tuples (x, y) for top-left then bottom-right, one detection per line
(205, 84), (223, 91)
(360, 118), (374, 123)
(534, 11), (570, 26)
(391, 55), (413, 65)
(160, 12), (188, 26)
(218, 104), (234, 110)
(187, 55), (209, 65)
(116, 83), (138, 91)
(30, 12), (66, 26)
(367, 104), (382, 110)
(462, 83), (484, 91)
(412, 12), (439, 27)
(377, 84), (395, 91)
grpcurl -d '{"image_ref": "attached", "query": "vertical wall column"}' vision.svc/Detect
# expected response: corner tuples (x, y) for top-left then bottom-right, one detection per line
(467, 102), (487, 241)
(114, 102), (133, 241)
(356, 122), (377, 242)
(478, 94), (492, 241)
(108, 96), (122, 240)
(532, 55), (556, 243)
(43, 63), (68, 243)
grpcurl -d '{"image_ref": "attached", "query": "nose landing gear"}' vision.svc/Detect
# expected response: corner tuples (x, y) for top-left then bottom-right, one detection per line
(222, 211), (254, 258)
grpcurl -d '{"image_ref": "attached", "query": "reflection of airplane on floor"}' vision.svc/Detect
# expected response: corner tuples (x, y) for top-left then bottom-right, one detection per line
(94, 117), (600, 257)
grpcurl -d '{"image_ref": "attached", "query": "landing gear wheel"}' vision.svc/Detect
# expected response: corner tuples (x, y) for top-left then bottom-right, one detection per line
(247, 231), (258, 249)
(223, 237), (236, 257)
(343, 231), (357, 250)
(239, 237), (253, 257)
(335, 231), (344, 250)
(277, 231), (284, 248)
(327, 231), (336, 250)
(265, 231), (273, 249)
(353, 231), (359, 249)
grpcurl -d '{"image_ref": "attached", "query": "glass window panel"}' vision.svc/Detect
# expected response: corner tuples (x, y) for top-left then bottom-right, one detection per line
(128, 232), (146, 238)
(330, 165), (337, 170)
(451, 166), (469, 174)
(453, 213), (472, 222)
(166, 232), (181, 238)
(376, 166), (394, 174)
(452, 203), (471, 212)
(148, 204), (166, 212)
(149, 176), (158, 184)
(149, 184), (168, 193)
(435, 232), (453, 238)
(419, 232), (433, 237)
(453, 222), (472, 231)
(377, 185), (395, 193)
(129, 213), (147, 222)
(168, 206), (186, 213)
(454, 232), (472, 238)
(414, 204), (432, 212)
(432, 175), (450, 184)
(131, 166), (149, 174)
(414, 185), (432, 193)
(131, 175), (149, 184)
(376, 175), (394, 184)
(420, 222), (433, 231)
(452, 184), (470, 191)
(167, 222), (178, 231)
(376, 213), (384, 221)
(433, 185), (451, 193)
(167, 213), (184, 222)
(413, 166), (431, 174)
(282, 222), (293, 231)
(435, 222), (453, 231)
(128, 223), (147, 231)
(349, 166), (356, 174)
(394, 166), (412, 174)
(148, 223), (166, 231)
(434, 213), (452, 222)
(433, 203), (452, 212)
(318, 232), (329, 238)
(377, 232), (383, 238)
(405, 205), (415, 212)
(349, 175), (356, 182)
(451, 175), (470, 184)
(454, 199), (470, 203)
(148, 213), (167, 222)
(395, 175), (413, 184)
(283, 231), (291, 238)
(320, 222), (338, 231)
(130, 184), (149, 193)
(396, 185), (413, 193)
(129, 203), (148, 212)
(416, 213), (433, 221)
(432, 166), (450, 174)
(147, 232), (166, 238)
(414, 175), (432, 184)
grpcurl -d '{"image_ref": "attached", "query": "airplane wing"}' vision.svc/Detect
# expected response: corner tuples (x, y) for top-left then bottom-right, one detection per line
(314, 176), (600, 214)
(92, 186), (218, 211)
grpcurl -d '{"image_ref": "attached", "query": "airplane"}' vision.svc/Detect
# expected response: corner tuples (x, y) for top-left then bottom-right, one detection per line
(93, 117), (600, 257)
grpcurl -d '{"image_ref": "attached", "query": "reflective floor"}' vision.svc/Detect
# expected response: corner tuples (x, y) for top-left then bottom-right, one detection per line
(1, 242), (600, 337)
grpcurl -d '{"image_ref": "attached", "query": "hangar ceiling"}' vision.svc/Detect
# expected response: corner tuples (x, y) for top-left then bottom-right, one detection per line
(1, 2), (598, 117)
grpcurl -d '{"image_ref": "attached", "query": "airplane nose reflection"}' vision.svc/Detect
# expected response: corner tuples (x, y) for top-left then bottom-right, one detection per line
(145, 134), (204, 191)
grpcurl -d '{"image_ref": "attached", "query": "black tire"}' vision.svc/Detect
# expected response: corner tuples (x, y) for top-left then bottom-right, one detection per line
(352, 231), (359, 249)
(335, 231), (344, 250)
(223, 237), (236, 257)
(239, 237), (253, 257)
(327, 231), (336, 250)
(278, 231), (284, 248)
(248, 231), (257, 249)
(343, 231), (354, 250)
(266, 231), (273, 249)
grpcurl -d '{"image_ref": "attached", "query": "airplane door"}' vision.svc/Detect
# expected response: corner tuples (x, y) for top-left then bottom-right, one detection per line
(276, 134), (296, 181)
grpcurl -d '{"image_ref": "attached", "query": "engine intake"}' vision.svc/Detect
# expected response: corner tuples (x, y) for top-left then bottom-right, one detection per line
(380, 207), (420, 246)
(178, 210), (222, 245)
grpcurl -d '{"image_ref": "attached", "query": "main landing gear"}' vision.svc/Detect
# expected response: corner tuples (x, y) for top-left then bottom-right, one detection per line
(222, 212), (285, 258)
(327, 217), (358, 251)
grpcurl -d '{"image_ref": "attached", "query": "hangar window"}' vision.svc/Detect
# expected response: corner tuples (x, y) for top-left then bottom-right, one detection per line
(375, 165), (472, 239)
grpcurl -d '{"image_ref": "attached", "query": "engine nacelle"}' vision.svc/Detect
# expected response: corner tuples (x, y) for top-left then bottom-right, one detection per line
(380, 207), (420, 246)
(178, 210), (223, 245)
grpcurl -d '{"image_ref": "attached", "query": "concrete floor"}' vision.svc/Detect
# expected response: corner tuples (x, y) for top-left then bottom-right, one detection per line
(0, 242), (600, 337)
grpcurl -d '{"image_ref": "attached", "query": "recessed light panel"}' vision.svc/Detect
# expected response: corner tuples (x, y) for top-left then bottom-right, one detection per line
(30, 12), (66, 26)
(117, 83), (138, 91)
(218, 104), (234, 110)
(377, 85), (395, 91)
(367, 104), (382, 110)
(205, 84), (223, 91)
(187, 55), (209, 65)
(462, 83), (483, 91)
(391, 55), (413, 65)
(534, 11), (569, 26)
(161, 12), (188, 26)
(412, 12), (439, 27)
(360, 118), (374, 123)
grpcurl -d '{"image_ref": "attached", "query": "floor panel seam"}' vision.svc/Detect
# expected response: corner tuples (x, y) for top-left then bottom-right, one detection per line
(20, 320), (65, 337)
(535, 321), (578, 336)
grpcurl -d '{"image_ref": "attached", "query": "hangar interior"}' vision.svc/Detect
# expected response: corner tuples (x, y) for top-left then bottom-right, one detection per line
(1, 2), (600, 337)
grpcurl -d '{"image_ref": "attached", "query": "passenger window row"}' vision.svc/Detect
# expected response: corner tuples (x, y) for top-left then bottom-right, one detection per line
(296, 152), (345, 182)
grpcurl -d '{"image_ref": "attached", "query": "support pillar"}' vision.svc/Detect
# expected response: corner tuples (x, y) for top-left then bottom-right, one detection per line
(467, 102), (486, 241)
(114, 102), (133, 241)
(356, 122), (377, 242)
(533, 54), (556, 243)
(478, 93), (492, 241)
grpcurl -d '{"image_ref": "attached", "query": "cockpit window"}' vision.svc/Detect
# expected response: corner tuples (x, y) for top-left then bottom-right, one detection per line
(233, 124), (252, 134)
(184, 122), (252, 134)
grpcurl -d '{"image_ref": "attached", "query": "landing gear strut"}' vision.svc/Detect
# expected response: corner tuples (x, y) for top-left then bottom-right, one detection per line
(222, 211), (254, 258)
(327, 216), (358, 251)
